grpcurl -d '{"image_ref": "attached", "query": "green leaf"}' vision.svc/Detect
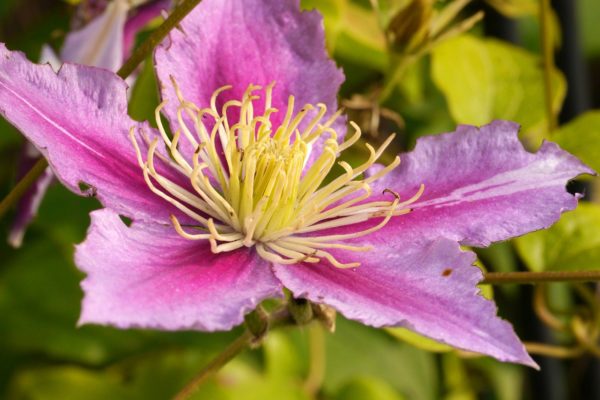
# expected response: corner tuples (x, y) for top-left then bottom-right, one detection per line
(431, 34), (565, 142)
(324, 318), (438, 400)
(553, 111), (600, 174)
(128, 56), (160, 124)
(386, 328), (453, 353)
(514, 203), (600, 271)
(303, 0), (388, 71)
(263, 331), (306, 380)
(333, 376), (405, 400)
(441, 354), (477, 400)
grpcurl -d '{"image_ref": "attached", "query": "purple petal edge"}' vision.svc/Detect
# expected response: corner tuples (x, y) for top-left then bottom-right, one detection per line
(76, 209), (283, 331)
(154, 0), (345, 160)
(361, 120), (594, 248)
(0, 43), (191, 224)
(273, 238), (538, 368)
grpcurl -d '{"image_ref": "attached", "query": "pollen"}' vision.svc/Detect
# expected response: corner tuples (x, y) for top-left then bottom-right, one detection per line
(129, 80), (424, 268)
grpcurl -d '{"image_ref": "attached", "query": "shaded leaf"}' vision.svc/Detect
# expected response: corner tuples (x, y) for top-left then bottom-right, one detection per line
(333, 376), (405, 400)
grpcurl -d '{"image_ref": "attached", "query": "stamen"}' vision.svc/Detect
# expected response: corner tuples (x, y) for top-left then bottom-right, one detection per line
(131, 82), (424, 268)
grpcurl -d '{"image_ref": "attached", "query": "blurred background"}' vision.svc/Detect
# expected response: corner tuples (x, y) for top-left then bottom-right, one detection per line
(1, 0), (600, 399)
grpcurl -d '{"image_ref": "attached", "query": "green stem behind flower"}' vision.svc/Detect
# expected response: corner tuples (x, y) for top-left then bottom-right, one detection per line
(117, 0), (203, 79)
(172, 330), (254, 400)
(481, 270), (600, 285)
(0, 0), (203, 220)
(172, 307), (295, 400)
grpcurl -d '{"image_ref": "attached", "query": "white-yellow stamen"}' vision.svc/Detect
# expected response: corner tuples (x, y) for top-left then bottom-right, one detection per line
(129, 82), (424, 268)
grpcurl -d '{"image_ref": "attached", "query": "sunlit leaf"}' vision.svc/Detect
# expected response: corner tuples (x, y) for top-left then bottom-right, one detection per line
(304, 0), (388, 71)
(553, 111), (600, 174)
(431, 34), (566, 143)
(514, 203), (600, 271)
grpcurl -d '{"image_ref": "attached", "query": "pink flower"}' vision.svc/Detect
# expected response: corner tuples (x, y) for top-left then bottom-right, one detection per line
(8, 0), (169, 247)
(0, 0), (592, 368)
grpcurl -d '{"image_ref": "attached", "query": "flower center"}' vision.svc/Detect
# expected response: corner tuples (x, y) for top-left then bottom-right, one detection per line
(129, 81), (424, 268)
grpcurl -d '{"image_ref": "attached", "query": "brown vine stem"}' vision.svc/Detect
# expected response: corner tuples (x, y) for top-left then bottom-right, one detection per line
(540, 0), (558, 133)
(0, 0), (202, 219)
(524, 341), (584, 358)
(481, 270), (600, 285)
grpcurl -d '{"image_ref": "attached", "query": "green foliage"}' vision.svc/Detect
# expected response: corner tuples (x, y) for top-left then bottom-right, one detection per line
(324, 318), (438, 400)
(2, 0), (600, 398)
(554, 111), (600, 174)
(431, 34), (565, 143)
(333, 376), (405, 400)
(515, 203), (600, 272)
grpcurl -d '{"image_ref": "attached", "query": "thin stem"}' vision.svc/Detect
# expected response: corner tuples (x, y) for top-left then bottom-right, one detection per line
(524, 341), (584, 358)
(173, 308), (294, 400)
(379, 55), (414, 104)
(0, 0), (202, 219)
(117, 0), (203, 79)
(540, 0), (557, 133)
(304, 323), (326, 396)
(533, 284), (567, 331)
(481, 270), (600, 285)
(0, 158), (48, 219)
(172, 330), (254, 400)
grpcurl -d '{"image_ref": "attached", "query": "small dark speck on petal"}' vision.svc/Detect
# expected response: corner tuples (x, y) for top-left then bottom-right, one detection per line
(442, 268), (453, 277)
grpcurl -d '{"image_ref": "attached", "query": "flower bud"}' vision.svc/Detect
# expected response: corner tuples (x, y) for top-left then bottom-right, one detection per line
(288, 298), (314, 326)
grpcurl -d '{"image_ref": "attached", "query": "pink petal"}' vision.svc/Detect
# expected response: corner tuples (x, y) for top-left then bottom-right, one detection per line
(77, 209), (283, 331)
(0, 44), (184, 224)
(365, 120), (594, 247)
(61, 0), (129, 70)
(272, 238), (537, 367)
(154, 0), (344, 158)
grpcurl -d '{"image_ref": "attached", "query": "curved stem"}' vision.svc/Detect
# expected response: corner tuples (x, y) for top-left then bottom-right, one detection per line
(0, 0), (203, 219)
(533, 284), (567, 331)
(0, 158), (48, 219)
(172, 308), (294, 400)
(172, 330), (254, 400)
(117, 0), (202, 79)
(481, 270), (600, 285)
(524, 341), (584, 358)
(304, 323), (326, 396)
(540, 0), (557, 133)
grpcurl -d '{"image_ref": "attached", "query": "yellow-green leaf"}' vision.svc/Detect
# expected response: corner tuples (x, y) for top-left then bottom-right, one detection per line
(554, 111), (600, 174)
(514, 203), (600, 271)
(431, 35), (565, 143)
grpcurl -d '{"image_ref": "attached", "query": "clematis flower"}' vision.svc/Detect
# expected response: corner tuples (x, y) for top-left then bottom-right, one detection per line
(0, 0), (593, 368)
(8, 0), (170, 247)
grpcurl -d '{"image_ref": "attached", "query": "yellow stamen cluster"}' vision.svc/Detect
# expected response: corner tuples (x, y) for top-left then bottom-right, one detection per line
(130, 81), (424, 268)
